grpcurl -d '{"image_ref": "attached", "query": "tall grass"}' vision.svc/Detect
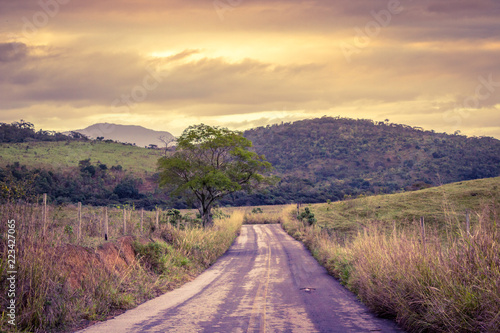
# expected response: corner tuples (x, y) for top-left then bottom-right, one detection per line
(0, 202), (243, 332)
(282, 202), (500, 332)
(242, 207), (283, 224)
(162, 210), (244, 269)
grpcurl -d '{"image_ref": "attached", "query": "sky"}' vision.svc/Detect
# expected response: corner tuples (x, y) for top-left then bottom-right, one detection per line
(1, 0), (500, 138)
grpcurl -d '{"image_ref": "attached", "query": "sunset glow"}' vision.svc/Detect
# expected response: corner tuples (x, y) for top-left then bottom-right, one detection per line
(1, 0), (499, 137)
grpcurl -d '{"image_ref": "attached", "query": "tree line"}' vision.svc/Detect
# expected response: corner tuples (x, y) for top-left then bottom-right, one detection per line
(0, 160), (169, 209)
(2, 117), (500, 210)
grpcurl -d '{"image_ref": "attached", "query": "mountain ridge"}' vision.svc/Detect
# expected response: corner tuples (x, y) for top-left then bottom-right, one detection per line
(65, 123), (175, 148)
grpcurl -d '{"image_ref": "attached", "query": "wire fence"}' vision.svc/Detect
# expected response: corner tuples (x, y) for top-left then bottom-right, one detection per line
(0, 195), (196, 247)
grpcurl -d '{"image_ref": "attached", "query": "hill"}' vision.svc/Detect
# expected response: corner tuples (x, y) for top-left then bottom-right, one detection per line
(0, 119), (69, 143)
(0, 141), (162, 173)
(2, 117), (500, 208)
(230, 117), (500, 205)
(309, 176), (500, 236)
(66, 123), (175, 148)
(0, 139), (167, 208)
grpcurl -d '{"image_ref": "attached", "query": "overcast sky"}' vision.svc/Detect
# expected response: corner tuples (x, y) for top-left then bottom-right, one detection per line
(1, 0), (499, 138)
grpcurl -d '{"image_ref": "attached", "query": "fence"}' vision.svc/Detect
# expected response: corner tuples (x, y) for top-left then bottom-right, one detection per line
(0, 195), (191, 246)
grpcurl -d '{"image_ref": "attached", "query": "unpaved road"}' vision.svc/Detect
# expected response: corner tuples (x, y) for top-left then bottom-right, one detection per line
(79, 224), (403, 332)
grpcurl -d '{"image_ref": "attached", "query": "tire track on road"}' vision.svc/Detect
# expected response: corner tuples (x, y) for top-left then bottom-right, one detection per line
(79, 224), (403, 333)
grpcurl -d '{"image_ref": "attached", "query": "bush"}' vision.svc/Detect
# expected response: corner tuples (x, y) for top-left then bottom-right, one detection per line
(297, 207), (317, 225)
(113, 179), (141, 199)
(133, 241), (169, 274)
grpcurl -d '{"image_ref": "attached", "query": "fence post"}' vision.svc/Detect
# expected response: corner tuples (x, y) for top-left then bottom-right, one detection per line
(466, 209), (470, 237)
(30, 202), (36, 235)
(156, 208), (160, 229)
(78, 202), (82, 240)
(123, 207), (127, 235)
(43, 193), (47, 236)
(104, 206), (109, 241)
(140, 208), (144, 235)
(420, 216), (426, 252)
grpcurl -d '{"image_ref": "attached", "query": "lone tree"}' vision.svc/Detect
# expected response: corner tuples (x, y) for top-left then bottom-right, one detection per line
(157, 124), (274, 227)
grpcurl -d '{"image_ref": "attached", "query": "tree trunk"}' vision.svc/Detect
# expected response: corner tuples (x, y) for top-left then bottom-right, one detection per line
(201, 206), (214, 227)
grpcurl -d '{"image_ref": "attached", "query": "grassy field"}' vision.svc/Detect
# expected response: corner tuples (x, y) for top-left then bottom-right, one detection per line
(282, 176), (500, 332)
(308, 176), (500, 238)
(0, 141), (162, 174)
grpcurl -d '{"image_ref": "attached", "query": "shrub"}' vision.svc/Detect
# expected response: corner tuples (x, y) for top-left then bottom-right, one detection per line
(133, 241), (169, 274)
(297, 207), (317, 225)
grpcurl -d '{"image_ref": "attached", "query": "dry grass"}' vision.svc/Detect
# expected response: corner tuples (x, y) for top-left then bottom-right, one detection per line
(282, 179), (500, 333)
(0, 202), (243, 332)
(242, 207), (284, 224)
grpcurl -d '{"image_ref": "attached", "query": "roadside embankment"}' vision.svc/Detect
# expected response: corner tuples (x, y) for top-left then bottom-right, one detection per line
(281, 179), (500, 333)
(0, 205), (243, 332)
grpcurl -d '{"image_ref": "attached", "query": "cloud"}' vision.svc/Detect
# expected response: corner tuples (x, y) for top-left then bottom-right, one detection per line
(0, 46), (152, 107)
(1, 0), (499, 139)
(0, 42), (29, 62)
(425, 0), (500, 16)
(0, 44), (333, 112)
(2, 43), (498, 127)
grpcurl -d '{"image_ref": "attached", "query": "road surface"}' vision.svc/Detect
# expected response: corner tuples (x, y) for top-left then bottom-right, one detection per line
(78, 224), (403, 332)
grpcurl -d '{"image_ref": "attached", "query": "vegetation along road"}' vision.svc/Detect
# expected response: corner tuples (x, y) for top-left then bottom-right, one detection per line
(78, 224), (402, 332)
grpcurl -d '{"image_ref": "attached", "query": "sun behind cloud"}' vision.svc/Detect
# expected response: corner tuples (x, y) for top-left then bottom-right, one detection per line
(0, 0), (499, 138)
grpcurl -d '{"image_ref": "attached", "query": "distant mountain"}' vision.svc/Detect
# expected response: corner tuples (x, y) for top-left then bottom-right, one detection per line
(65, 123), (175, 148)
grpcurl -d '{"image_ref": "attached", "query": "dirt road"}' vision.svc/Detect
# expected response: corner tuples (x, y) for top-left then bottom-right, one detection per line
(78, 224), (403, 332)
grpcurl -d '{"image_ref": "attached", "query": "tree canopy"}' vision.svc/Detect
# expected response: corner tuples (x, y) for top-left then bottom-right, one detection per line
(157, 124), (274, 226)
(0, 120), (69, 143)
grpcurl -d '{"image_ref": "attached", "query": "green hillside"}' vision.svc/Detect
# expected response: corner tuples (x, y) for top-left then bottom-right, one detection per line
(0, 141), (162, 174)
(0, 125), (169, 208)
(306, 176), (500, 237)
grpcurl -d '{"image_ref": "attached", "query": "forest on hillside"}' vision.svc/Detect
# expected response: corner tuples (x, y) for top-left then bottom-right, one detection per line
(225, 117), (500, 205)
(2, 118), (500, 208)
